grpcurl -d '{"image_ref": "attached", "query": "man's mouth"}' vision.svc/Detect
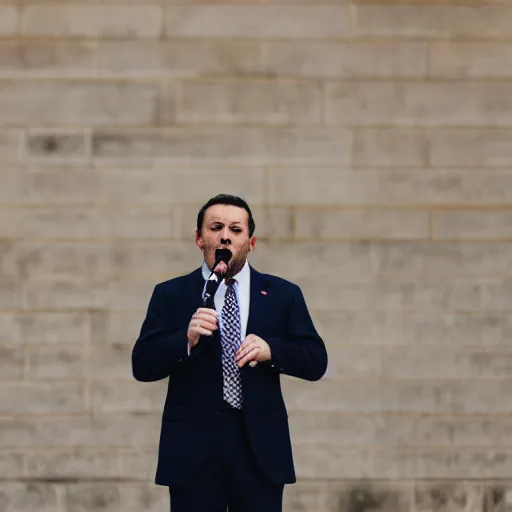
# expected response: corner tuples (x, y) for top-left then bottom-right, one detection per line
(213, 260), (229, 276)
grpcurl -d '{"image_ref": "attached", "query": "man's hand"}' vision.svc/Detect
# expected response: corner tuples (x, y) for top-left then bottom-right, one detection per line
(235, 334), (271, 368)
(187, 308), (218, 349)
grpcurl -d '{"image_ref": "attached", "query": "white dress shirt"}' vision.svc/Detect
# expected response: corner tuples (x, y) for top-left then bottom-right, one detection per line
(201, 259), (251, 340)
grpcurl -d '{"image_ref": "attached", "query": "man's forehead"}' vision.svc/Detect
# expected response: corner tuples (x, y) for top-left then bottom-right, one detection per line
(210, 217), (242, 223)
(204, 204), (248, 222)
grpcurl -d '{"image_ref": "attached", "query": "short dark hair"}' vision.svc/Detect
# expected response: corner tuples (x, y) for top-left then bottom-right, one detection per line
(196, 194), (255, 237)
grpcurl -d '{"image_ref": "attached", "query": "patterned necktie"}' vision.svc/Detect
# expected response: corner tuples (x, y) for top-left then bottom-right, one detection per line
(221, 279), (243, 409)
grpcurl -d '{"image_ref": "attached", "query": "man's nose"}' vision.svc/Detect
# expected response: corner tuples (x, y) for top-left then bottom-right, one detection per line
(220, 232), (231, 245)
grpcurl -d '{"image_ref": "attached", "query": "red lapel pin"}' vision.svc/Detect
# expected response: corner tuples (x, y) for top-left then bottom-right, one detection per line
(261, 290), (268, 295)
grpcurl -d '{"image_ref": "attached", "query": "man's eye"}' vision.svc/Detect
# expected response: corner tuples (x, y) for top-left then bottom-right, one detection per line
(231, 228), (242, 233)
(212, 226), (222, 230)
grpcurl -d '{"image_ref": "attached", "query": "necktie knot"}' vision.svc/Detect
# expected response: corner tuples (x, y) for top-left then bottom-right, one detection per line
(225, 278), (236, 287)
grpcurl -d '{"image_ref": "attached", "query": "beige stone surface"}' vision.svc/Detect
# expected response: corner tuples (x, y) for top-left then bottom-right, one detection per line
(433, 210), (512, 240)
(26, 131), (88, 160)
(325, 82), (512, 127)
(0, 83), (160, 125)
(261, 42), (428, 78)
(25, 449), (121, 479)
(98, 40), (261, 78)
(0, 6), (18, 36)
(164, 6), (350, 38)
(174, 80), (323, 125)
(0, 129), (22, 161)
(288, 412), (512, 448)
(311, 310), (512, 344)
(354, 5), (512, 39)
(92, 127), (352, 165)
(0, 41), (96, 78)
(2, 1), (512, 509)
(429, 129), (512, 167)
(269, 169), (512, 206)
(282, 378), (512, 414)
(294, 208), (430, 240)
(430, 43), (512, 79)
(0, 482), (64, 512)
(0, 382), (85, 414)
(21, 5), (163, 38)
(415, 482), (484, 512)
(0, 345), (23, 379)
(354, 127), (429, 167)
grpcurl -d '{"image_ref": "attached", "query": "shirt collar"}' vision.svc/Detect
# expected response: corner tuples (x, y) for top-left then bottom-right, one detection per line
(201, 259), (250, 286)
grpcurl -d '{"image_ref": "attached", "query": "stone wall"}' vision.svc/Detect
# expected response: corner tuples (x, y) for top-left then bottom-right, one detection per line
(1, 1), (512, 511)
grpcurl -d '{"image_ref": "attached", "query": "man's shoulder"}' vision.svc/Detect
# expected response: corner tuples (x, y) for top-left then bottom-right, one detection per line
(252, 268), (300, 294)
(154, 268), (202, 293)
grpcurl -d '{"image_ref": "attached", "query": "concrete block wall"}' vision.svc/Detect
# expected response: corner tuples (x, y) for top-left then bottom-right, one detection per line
(0, 0), (511, 510)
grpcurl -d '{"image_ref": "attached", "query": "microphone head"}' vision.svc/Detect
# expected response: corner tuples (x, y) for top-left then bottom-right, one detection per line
(215, 248), (232, 265)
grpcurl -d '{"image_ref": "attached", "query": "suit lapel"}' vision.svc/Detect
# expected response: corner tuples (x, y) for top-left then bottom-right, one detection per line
(184, 267), (207, 311)
(246, 267), (271, 336)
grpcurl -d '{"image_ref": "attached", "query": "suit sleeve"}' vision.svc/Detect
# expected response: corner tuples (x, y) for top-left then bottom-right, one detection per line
(265, 285), (328, 381)
(131, 284), (190, 382)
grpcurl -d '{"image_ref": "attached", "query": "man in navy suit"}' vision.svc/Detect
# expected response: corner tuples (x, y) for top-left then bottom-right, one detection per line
(132, 194), (327, 511)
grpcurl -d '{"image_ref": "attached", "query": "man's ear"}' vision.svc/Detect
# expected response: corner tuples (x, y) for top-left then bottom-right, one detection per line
(249, 237), (256, 251)
(195, 230), (204, 251)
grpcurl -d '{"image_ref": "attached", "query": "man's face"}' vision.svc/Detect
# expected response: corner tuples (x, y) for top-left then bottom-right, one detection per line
(195, 204), (256, 278)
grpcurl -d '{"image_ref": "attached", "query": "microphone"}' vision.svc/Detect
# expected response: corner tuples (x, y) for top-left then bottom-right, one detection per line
(203, 248), (232, 308)
(213, 248), (232, 272)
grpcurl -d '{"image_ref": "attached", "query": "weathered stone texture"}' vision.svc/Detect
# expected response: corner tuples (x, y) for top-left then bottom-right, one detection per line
(0, 6), (18, 36)
(175, 80), (323, 125)
(0, 129), (22, 161)
(429, 129), (512, 168)
(0, 383), (84, 414)
(261, 42), (428, 78)
(0, 483), (63, 512)
(90, 380), (167, 414)
(92, 127), (352, 165)
(26, 449), (121, 479)
(354, 5), (512, 39)
(26, 131), (88, 159)
(0, 41), (96, 78)
(164, 6), (350, 38)
(0, 170), (25, 204)
(434, 211), (512, 240)
(269, 169), (512, 206)
(0, 83), (160, 125)
(415, 483), (483, 512)
(288, 412), (512, 448)
(97, 40), (261, 78)
(2, 1), (512, 509)
(326, 346), (512, 379)
(430, 43), (512, 79)
(21, 5), (163, 38)
(325, 82), (512, 127)
(311, 310), (512, 345)
(282, 378), (512, 414)
(294, 208), (430, 240)
(0, 414), (160, 449)
(64, 483), (121, 512)
(0, 344), (24, 379)
(354, 128), (429, 167)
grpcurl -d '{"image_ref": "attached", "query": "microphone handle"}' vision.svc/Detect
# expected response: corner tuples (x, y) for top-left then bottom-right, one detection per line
(203, 252), (229, 308)
(203, 276), (219, 309)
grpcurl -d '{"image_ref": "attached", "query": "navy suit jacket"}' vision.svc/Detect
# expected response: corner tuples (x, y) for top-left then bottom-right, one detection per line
(132, 266), (327, 486)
